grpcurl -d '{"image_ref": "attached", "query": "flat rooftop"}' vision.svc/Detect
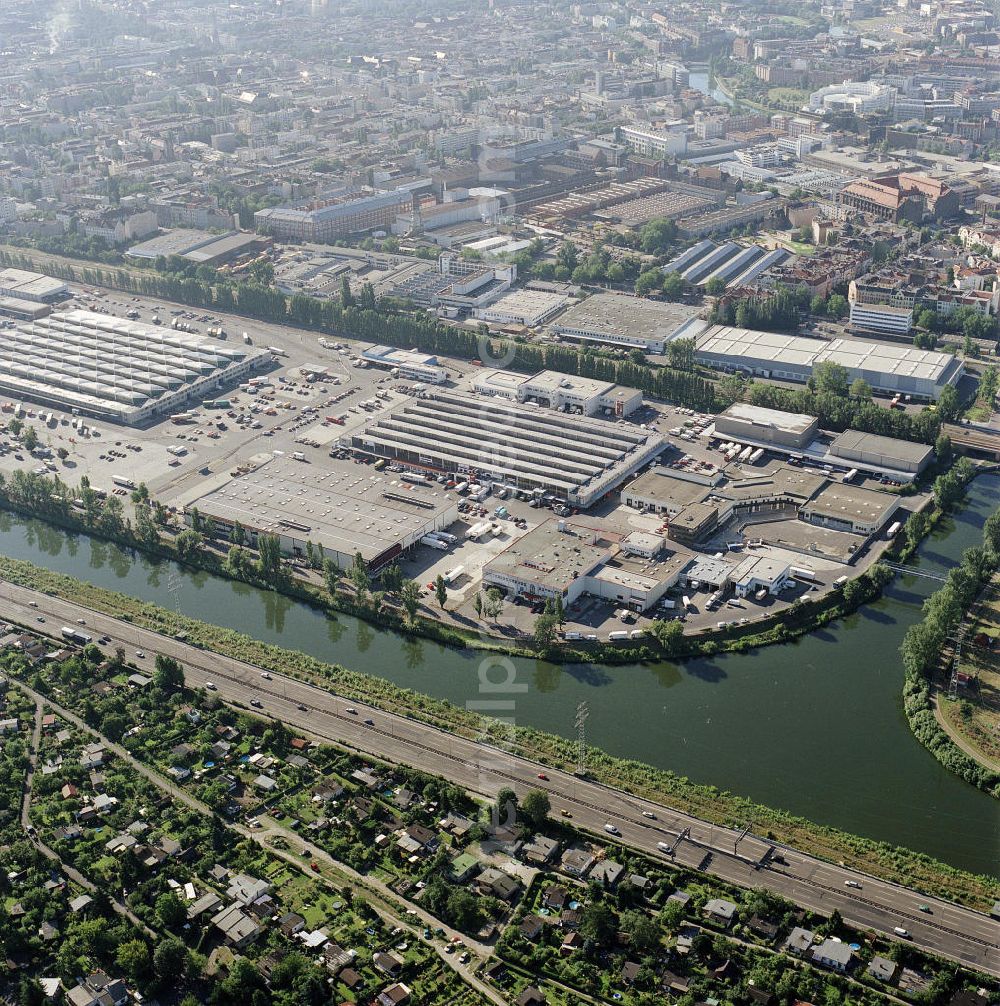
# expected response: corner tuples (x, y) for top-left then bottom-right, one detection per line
(486, 519), (618, 593)
(551, 293), (701, 344)
(717, 402), (819, 436)
(183, 457), (457, 562)
(803, 482), (898, 524)
(625, 467), (712, 509)
(126, 229), (220, 260)
(830, 429), (934, 465)
(0, 268), (67, 300)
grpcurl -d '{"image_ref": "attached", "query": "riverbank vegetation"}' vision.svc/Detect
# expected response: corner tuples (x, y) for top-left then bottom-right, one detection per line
(900, 462), (1000, 796)
(0, 553), (996, 910)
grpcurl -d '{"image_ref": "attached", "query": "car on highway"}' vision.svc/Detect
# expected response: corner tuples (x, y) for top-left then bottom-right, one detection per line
(36, 615), (45, 622)
(135, 650), (145, 658)
(537, 772), (548, 780)
(205, 682), (217, 690)
(918, 904), (932, 913)
(657, 841), (671, 853)
(560, 808), (572, 817)
(346, 707), (358, 714)
(604, 823), (620, 835)
(641, 811), (656, 819)
(893, 926), (911, 938)
(250, 699), (263, 708)
(363, 718), (374, 726)
(844, 880), (861, 889)
(297, 703), (307, 711)
(260, 671), (271, 680)
(28, 601), (37, 607)
(76, 617), (86, 624)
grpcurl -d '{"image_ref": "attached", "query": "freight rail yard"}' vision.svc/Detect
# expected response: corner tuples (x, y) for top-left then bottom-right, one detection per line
(0, 281), (930, 643)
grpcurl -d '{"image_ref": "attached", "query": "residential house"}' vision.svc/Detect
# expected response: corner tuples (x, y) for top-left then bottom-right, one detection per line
(811, 938), (853, 972)
(377, 984), (411, 1006)
(784, 927), (816, 955)
(227, 873), (271, 905)
(560, 846), (595, 877)
(866, 956), (898, 983)
(475, 867), (521, 902)
(590, 860), (624, 887)
(374, 952), (403, 976)
(521, 834), (559, 865)
(516, 989), (546, 1006)
(210, 903), (262, 949)
(704, 898), (737, 927)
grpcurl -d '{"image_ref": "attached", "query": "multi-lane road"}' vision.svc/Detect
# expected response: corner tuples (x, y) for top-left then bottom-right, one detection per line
(2, 577), (997, 976)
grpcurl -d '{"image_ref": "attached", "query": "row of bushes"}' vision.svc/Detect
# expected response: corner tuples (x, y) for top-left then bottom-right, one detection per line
(899, 467), (1000, 797)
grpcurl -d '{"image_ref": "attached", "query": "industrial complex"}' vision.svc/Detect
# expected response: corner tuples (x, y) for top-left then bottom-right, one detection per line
(342, 390), (664, 508)
(180, 455), (459, 572)
(0, 309), (268, 424)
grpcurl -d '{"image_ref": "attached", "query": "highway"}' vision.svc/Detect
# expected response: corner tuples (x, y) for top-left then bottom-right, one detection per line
(2, 577), (997, 976)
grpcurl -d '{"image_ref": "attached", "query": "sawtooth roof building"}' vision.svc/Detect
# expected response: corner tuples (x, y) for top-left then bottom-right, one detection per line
(344, 390), (664, 508)
(0, 309), (267, 424)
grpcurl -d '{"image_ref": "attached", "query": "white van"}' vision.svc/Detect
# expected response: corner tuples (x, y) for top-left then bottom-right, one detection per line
(893, 926), (910, 938)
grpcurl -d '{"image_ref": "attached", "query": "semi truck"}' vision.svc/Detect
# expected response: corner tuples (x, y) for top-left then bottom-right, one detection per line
(61, 626), (93, 645)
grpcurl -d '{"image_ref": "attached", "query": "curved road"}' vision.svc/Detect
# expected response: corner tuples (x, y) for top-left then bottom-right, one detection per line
(2, 577), (998, 976)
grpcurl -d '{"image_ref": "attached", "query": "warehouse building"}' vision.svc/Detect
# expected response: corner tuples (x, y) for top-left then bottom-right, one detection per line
(345, 390), (663, 508)
(181, 457), (458, 572)
(0, 268), (67, 303)
(361, 345), (448, 383)
(482, 518), (689, 610)
(829, 430), (933, 475)
(126, 230), (270, 266)
(471, 368), (642, 417)
(550, 294), (701, 355)
(475, 289), (569, 327)
(800, 482), (900, 535)
(0, 310), (267, 425)
(693, 324), (963, 400)
(714, 403), (819, 450)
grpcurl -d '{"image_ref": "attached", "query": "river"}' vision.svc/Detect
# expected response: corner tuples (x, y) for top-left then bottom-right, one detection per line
(688, 69), (735, 108)
(1, 478), (998, 877)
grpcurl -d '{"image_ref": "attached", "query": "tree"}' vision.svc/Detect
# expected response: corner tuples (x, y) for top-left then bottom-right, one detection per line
(826, 293), (848, 318)
(936, 383), (961, 423)
(649, 618), (684, 656)
(532, 611), (559, 653)
(635, 269), (662, 297)
(434, 574), (448, 609)
(639, 218), (677, 254)
(348, 551), (370, 598)
(935, 433), (952, 462)
(174, 528), (203, 561)
(56, 446), (69, 460)
(580, 902), (617, 947)
(520, 789), (551, 829)
(20, 426), (38, 451)
(905, 510), (929, 550)
(473, 591), (483, 620)
(401, 579), (421, 623)
(155, 891), (188, 929)
(661, 271), (687, 302)
(116, 939), (150, 983)
(494, 786), (517, 828)
(812, 360), (849, 396)
(666, 336), (695, 370)
(340, 275), (355, 307)
(705, 276), (727, 296)
(153, 654), (184, 692)
(322, 556), (340, 597)
(849, 378), (871, 400)
(556, 242), (579, 273)
(483, 587), (504, 623)
(153, 936), (189, 978)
